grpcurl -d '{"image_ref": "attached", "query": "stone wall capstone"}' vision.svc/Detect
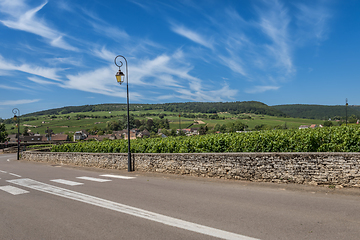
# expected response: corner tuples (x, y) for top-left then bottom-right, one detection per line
(21, 152), (360, 187)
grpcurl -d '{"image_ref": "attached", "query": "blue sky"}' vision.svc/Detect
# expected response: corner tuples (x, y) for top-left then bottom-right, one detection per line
(0, 0), (359, 119)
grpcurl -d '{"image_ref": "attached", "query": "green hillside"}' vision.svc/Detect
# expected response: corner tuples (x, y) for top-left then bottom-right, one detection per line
(273, 104), (360, 120)
(3, 101), (354, 138)
(20, 101), (286, 118)
(4, 109), (324, 137)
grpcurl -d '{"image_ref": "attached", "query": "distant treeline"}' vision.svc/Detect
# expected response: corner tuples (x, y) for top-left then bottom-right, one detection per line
(22, 101), (286, 118)
(17, 101), (359, 120)
(273, 104), (360, 120)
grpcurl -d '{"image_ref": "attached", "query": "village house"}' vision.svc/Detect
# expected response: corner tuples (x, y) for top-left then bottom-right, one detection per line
(74, 130), (88, 141)
(50, 134), (69, 142)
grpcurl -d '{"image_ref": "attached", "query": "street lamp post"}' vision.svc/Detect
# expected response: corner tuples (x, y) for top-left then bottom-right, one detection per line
(12, 108), (20, 160)
(346, 98), (348, 126)
(115, 55), (132, 172)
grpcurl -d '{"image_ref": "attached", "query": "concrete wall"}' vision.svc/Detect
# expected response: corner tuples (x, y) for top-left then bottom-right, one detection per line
(21, 152), (360, 187)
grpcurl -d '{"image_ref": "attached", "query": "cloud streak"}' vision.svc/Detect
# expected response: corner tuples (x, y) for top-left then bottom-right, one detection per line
(245, 85), (280, 94)
(0, 0), (78, 51)
(0, 99), (41, 106)
(171, 24), (214, 50)
(0, 55), (60, 80)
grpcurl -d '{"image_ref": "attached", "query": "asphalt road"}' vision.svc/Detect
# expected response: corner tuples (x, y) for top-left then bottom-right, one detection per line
(1, 153), (360, 240)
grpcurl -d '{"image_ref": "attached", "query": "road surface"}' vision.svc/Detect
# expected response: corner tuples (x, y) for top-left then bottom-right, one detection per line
(1, 153), (360, 239)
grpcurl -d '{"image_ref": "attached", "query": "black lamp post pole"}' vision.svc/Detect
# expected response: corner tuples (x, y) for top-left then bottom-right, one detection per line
(12, 108), (20, 160)
(115, 55), (132, 172)
(346, 98), (348, 126)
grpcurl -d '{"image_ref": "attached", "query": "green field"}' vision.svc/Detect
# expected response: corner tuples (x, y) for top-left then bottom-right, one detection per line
(5, 109), (327, 136)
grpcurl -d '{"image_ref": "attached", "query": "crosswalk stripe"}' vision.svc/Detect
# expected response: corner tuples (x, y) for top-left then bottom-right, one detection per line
(76, 176), (111, 182)
(0, 185), (29, 195)
(100, 174), (135, 179)
(50, 179), (84, 186)
(9, 173), (22, 177)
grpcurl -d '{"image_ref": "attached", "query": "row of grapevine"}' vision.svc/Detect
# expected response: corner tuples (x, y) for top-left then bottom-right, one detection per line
(51, 126), (360, 153)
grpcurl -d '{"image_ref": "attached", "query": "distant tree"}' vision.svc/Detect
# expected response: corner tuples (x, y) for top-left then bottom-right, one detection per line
(134, 119), (142, 128)
(160, 129), (170, 136)
(23, 126), (30, 136)
(177, 129), (186, 136)
(254, 124), (268, 131)
(0, 123), (9, 142)
(106, 121), (121, 131)
(348, 115), (357, 123)
(199, 126), (206, 135)
(323, 121), (333, 127)
(146, 119), (154, 131)
(170, 129), (177, 136)
(120, 114), (136, 129)
(88, 126), (101, 135)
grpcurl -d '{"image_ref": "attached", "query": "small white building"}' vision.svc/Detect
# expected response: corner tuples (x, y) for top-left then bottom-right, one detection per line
(74, 130), (88, 141)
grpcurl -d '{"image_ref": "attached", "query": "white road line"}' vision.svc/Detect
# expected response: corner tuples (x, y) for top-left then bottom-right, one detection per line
(0, 170), (7, 173)
(7, 178), (258, 240)
(76, 176), (112, 182)
(0, 185), (29, 195)
(50, 179), (84, 186)
(9, 173), (22, 177)
(100, 174), (135, 179)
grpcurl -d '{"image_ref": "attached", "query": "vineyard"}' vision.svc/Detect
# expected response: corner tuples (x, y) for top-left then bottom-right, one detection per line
(51, 126), (360, 153)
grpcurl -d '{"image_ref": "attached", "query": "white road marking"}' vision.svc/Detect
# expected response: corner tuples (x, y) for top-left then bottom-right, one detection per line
(0, 185), (29, 195)
(8, 178), (258, 240)
(100, 174), (135, 179)
(76, 176), (111, 182)
(0, 170), (7, 173)
(9, 173), (22, 177)
(50, 179), (84, 186)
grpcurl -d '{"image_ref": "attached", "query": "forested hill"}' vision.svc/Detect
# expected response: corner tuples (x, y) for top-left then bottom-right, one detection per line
(273, 104), (360, 120)
(22, 101), (286, 117)
(160, 101), (286, 116)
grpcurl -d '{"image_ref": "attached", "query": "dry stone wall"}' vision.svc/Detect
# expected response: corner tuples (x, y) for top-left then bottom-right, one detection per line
(21, 152), (360, 187)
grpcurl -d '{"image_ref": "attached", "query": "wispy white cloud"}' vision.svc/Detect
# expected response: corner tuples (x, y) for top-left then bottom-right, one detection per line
(173, 83), (237, 102)
(0, 55), (61, 80)
(80, 8), (129, 42)
(131, 53), (205, 94)
(127, 0), (149, 11)
(64, 66), (123, 97)
(219, 55), (246, 76)
(92, 46), (115, 62)
(131, 53), (237, 102)
(245, 85), (280, 94)
(256, 0), (294, 74)
(0, 99), (41, 106)
(90, 22), (129, 42)
(27, 77), (58, 85)
(0, 84), (24, 91)
(0, 0), (78, 51)
(45, 57), (83, 67)
(171, 24), (214, 49)
(295, 2), (331, 43)
(63, 66), (141, 100)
